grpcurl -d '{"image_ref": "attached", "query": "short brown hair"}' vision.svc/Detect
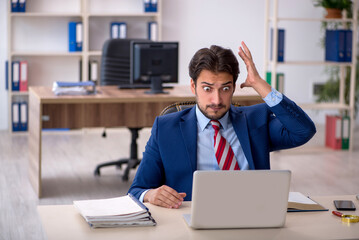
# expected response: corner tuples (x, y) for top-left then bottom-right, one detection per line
(188, 45), (239, 85)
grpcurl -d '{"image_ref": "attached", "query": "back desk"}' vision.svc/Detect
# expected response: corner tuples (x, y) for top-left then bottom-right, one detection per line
(28, 85), (263, 198)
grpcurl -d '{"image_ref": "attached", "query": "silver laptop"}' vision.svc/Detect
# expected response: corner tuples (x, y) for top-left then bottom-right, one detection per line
(183, 170), (291, 229)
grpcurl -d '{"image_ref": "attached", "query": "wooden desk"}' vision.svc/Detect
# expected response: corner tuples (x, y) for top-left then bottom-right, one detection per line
(38, 195), (359, 240)
(29, 85), (262, 198)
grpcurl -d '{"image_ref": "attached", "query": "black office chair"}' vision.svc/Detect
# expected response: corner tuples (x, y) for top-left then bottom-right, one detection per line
(160, 101), (196, 116)
(94, 39), (146, 181)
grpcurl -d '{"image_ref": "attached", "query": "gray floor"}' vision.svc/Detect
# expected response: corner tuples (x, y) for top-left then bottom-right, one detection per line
(1, 125), (359, 240)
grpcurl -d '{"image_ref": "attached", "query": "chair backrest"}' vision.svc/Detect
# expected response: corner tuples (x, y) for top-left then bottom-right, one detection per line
(160, 101), (196, 116)
(100, 38), (149, 86)
(160, 101), (241, 116)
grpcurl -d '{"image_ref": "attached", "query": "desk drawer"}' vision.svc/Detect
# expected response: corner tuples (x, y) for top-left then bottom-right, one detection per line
(42, 102), (171, 129)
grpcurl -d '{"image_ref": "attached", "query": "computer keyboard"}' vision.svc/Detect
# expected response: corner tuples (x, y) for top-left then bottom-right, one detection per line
(118, 84), (174, 89)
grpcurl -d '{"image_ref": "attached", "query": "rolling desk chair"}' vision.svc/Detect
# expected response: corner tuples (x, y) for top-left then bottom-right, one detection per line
(160, 101), (196, 116)
(94, 39), (147, 181)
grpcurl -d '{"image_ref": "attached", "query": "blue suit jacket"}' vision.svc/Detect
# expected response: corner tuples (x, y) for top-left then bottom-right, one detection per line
(128, 95), (316, 200)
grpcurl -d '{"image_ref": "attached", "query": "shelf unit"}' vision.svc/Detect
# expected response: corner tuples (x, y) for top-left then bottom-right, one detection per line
(7, 0), (162, 133)
(264, 0), (358, 151)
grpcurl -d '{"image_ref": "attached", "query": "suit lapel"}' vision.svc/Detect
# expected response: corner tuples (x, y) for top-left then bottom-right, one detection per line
(230, 106), (255, 169)
(179, 107), (197, 172)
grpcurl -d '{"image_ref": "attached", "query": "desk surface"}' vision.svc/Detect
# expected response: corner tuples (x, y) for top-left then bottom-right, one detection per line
(38, 195), (359, 240)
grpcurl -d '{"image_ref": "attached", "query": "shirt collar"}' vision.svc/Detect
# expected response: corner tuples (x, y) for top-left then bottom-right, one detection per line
(195, 105), (230, 132)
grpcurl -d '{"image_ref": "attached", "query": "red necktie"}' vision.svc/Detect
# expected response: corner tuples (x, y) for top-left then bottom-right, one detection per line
(211, 120), (240, 170)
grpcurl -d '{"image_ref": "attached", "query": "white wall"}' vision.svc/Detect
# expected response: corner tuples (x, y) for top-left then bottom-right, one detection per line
(0, 0), (8, 130)
(162, 0), (267, 85)
(0, 0), (356, 130)
(161, 0), (349, 124)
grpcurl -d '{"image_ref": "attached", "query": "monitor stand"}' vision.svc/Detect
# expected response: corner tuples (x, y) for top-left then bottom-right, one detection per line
(145, 76), (169, 94)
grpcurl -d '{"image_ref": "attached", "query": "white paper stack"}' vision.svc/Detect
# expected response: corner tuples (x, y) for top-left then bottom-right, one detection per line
(73, 194), (156, 228)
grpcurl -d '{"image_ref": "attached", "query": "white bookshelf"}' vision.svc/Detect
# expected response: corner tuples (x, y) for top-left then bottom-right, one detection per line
(7, 0), (162, 132)
(10, 12), (82, 17)
(264, 0), (358, 150)
(11, 52), (84, 56)
(269, 61), (353, 66)
(89, 13), (159, 17)
(271, 17), (356, 23)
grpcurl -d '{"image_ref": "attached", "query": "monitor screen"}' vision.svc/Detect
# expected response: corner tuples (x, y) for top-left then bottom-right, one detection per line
(131, 41), (179, 94)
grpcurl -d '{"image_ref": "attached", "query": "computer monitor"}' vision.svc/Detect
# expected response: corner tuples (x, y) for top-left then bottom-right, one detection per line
(131, 41), (179, 94)
(101, 39), (149, 87)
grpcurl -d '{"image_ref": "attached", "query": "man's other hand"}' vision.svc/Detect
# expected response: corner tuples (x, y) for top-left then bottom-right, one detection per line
(144, 185), (186, 209)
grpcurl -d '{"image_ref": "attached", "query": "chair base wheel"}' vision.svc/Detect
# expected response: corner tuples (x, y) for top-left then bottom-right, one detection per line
(94, 168), (100, 176)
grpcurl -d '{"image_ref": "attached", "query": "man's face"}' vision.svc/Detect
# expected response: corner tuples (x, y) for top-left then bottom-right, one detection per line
(191, 70), (235, 120)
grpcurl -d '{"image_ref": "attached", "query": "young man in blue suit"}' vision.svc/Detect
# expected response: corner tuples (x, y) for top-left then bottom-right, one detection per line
(128, 42), (316, 209)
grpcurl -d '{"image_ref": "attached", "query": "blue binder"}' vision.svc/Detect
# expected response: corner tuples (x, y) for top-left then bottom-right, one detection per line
(148, 21), (158, 41)
(69, 22), (82, 52)
(12, 61), (20, 91)
(20, 102), (28, 131)
(144, 0), (151, 12)
(344, 30), (352, 62)
(270, 28), (285, 62)
(325, 30), (345, 62)
(110, 22), (118, 38)
(5, 61), (8, 90)
(69, 22), (77, 52)
(150, 0), (158, 12)
(18, 0), (26, 12)
(11, 0), (19, 12)
(12, 102), (20, 132)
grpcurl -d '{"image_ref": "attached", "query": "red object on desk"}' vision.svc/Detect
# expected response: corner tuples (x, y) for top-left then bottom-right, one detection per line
(332, 211), (343, 217)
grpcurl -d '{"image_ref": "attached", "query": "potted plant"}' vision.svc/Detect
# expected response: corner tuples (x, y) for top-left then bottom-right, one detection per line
(313, 0), (352, 18)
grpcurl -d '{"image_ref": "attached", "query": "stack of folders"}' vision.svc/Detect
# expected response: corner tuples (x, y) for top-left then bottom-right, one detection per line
(325, 29), (352, 62)
(12, 101), (28, 132)
(110, 22), (127, 39)
(11, 0), (26, 12)
(144, 0), (158, 12)
(52, 81), (96, 95)
(73, 194), (156, 228)
(325, 115), (350, 150)
(10, 61), (28, 92)
(265, 72), (284, 93)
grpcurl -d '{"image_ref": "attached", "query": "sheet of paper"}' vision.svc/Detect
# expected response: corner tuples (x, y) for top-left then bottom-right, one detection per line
(74, 195), (144, 217)
(288, 192), (316, 205)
